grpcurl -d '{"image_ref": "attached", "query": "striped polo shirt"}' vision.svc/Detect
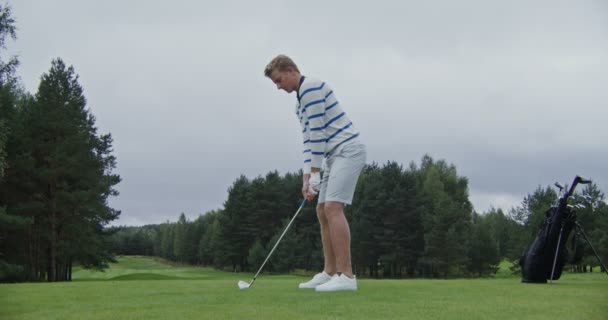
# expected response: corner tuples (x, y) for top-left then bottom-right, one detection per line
(296, 76), (360, 174)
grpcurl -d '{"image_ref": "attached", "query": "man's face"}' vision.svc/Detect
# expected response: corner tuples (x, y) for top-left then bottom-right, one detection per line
(269, 68), (298, 93)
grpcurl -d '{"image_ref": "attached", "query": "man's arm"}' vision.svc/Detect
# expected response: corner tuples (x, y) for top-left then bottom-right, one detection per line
(300, 82), (327, 170)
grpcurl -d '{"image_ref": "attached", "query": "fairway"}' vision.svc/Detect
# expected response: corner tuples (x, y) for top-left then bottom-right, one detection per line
(1, 256), (607, 320)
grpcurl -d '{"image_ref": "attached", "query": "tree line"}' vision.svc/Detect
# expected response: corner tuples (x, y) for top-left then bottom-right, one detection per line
(109, 159), (608, 278)
(0, 5), (120, 282)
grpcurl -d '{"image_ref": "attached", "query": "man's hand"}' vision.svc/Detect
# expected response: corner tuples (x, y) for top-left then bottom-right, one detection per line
(308, 172), (321, 195)
(302, 181), (315, 200)
(302, 171), (321, 200)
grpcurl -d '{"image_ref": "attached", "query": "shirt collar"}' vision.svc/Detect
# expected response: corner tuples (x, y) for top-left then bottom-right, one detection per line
(297, 75), (306, 103)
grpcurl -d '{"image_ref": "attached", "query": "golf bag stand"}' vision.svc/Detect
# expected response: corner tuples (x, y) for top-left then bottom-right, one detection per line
(572, 222), (608, 277)
(549, 222), (567, 284)
(549, 220), (608, 283)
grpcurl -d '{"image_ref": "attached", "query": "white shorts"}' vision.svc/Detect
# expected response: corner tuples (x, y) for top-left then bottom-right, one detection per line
(318, 139), (367, 205)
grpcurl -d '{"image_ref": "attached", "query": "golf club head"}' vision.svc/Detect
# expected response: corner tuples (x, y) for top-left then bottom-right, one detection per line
(238, 280), (251, 290)
(576, 175), (592, 185)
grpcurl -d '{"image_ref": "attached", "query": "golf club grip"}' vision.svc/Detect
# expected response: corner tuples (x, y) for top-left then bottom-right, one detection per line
(578, 176), (592, 184)
(251, 200), (307, 281)
(565, 175), (592, 200)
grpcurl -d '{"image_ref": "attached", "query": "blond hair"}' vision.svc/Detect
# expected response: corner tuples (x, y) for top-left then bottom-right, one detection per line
(264, 54), (300, 77)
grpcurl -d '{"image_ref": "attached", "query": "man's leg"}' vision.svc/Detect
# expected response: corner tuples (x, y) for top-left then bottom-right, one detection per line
(323, 201), (353, 278)
(316, 203), (336, 275)
(314, 142), (365, 292)
(314, 200), (358, 292)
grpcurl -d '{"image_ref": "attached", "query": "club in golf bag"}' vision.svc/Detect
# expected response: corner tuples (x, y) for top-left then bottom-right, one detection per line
(238, 199), (308, 290)
(520, 175), (608, 283)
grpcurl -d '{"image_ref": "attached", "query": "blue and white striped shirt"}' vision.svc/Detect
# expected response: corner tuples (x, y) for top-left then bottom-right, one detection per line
(296, 76), (360, 174)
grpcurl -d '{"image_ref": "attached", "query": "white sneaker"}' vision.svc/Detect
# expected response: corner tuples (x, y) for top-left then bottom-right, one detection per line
(298, 271), (333, 289)
(315, 273), (357, 292)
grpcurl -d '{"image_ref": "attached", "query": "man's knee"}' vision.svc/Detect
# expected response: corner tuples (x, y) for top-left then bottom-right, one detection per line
(323, 201), (344, 219)
(316, 203), (326, 220)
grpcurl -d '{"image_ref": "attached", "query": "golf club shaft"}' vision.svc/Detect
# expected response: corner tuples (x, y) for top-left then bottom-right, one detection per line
(249, 199), (307, 287)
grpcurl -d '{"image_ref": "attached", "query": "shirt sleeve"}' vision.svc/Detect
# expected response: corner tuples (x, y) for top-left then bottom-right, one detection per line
(300, 114), (312, 174)
(300, 84), (327, 169)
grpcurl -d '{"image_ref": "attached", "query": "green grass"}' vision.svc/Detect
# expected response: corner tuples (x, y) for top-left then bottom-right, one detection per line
(1, 256), (607, 320)
(71, 256), (232, 281)
(494, 259), (517, 279)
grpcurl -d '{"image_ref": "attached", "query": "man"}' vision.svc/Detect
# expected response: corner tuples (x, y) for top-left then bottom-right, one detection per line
(264, 55), (367, 292)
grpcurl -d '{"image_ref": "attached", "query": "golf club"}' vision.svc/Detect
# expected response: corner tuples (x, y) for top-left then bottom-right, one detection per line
(238, 199), (308, 290)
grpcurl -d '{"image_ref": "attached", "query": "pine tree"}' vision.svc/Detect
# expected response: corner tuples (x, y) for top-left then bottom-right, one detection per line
(0, 58), (121, 281)
(267, 218), (297, 273)
(418, 156), (472, 278)
(158, 223), (175, 260)
(173, 213), (198, 264)
(350, 163), (384, 277)
(219, 175), (252, 271)
(510, 186), (558, 248)
(468, 213), (500, 276)
(0, 3), (29, 282)
(247, 238), (266, 272)
(0, 4), (18, 87)
(197, 211), (221, 265)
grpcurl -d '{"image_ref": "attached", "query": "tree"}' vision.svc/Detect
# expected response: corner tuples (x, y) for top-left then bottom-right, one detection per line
(418, 156), (472, 278)
(157, 222), (175, 260)
(508, 186), (558, 256)
(197, 211), (221, 265)
(482, 208), (524, 260)
(349, 161), (424, 278)
(266, 218), (298, 273)
(217, 175), (252, 271)
(568, 183), (608, 272)
(350, 163), (385, 277)
(0, 4), (18, 87)
(0, 4), (32, 282)
(0, 2), (18, 222)
(287, 171), (322, 272)
(468, 213), (500, 276)
(247, 238), (266, 273)
(1, 58), (120, 281)
(173, 213), (198, 263)
(108, 226), (157, 256)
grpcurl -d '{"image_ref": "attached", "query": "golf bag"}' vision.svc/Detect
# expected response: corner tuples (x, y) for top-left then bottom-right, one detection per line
(520, 206), (575, 283)
(520, 176), (590, 283)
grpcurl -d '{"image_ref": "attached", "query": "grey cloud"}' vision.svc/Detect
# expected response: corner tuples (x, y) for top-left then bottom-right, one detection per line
(10, 0), (608, 224)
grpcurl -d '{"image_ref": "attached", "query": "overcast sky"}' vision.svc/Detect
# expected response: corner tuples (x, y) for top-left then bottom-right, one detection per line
(8, 0), (608, 225)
